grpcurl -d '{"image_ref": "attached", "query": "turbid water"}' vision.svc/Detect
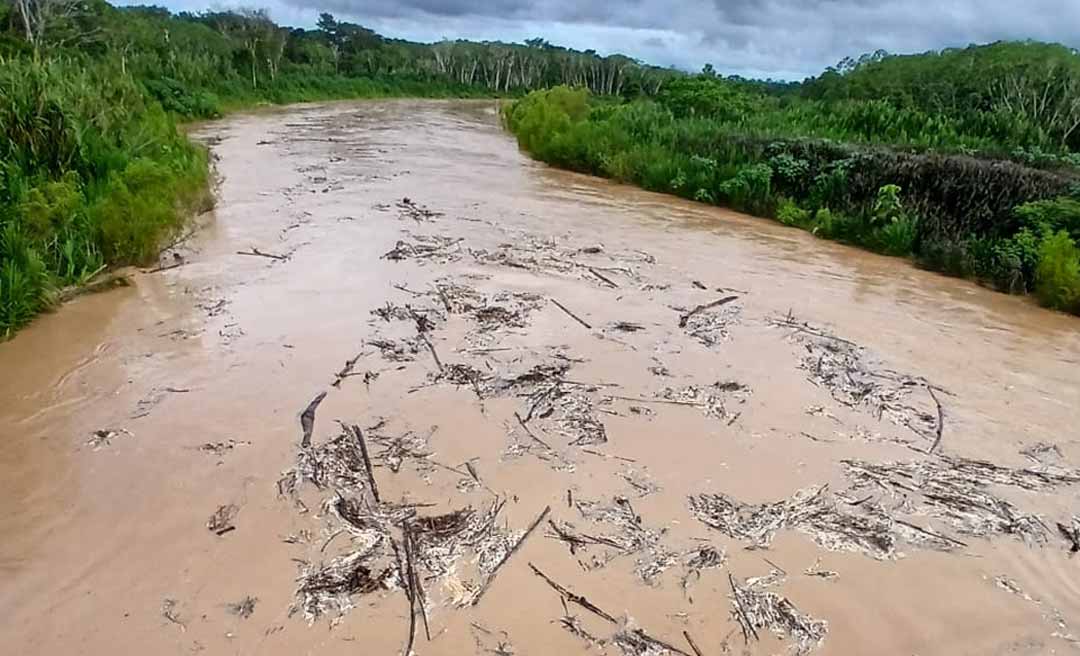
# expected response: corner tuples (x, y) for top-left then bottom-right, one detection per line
(2, 100), (1080, 656)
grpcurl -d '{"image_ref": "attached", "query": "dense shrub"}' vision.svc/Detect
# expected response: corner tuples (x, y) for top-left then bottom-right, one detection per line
(0, 59), (211, 336)
(1034, 231), (1080, 312)
(503, 87), (1080, 315)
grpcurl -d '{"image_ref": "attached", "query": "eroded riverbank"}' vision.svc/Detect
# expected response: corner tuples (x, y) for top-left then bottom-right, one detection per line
(2, 100), (1079, 656)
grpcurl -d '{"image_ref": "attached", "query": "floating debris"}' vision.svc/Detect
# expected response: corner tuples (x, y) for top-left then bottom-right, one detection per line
(86, 428), (132, 450)
(471, 291), (544, 331)
(529, 563), (692, 655)
(227, 596), (258, 619)
(471, 234), (644, 288)
(728, 570), (828, 655)
(689, 486), (898, 559)
(207, 504), (239, 536)
(471, 622), (516, 656)
(1058, 517), (1080, 553)
(294, 545), (394, 620)
(382, 234), (463, 263)
(770, 313), (943, 444)
(161, 598), (186, 631)
(803, 559), (838, 581)
(367, 337), (419, 362)
(280, 413), (546, 624)
(657, 382), (751, 423)
(547, 496), (675, 584)
(396, 197), (443, 222)
(371, 301), (423, 323)
(197, 439), (252, 455)
(681, 544), (727, 592)
(1021, 442), (1065, 467)
(677, 297), (741, 347)
(842, 456), (1079, 544)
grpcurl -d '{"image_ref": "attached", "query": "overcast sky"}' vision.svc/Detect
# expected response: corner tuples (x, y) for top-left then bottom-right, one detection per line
(134, 0), (1080, 80)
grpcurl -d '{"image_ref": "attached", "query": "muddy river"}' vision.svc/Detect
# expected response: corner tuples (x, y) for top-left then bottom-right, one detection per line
(3, 100), (1080, 656)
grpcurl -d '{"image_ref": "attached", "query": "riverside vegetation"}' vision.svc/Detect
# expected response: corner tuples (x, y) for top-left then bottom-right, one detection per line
(0, 0), (672, 335)
(3, 2), (1080, 336)
(504, 44), (1080, 316)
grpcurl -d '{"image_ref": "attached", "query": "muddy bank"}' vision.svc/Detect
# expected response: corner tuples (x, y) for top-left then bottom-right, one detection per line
(2, 99), (1079, 656)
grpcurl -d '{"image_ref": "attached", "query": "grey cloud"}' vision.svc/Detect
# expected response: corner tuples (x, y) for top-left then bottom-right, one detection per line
(154, 0), (1080, 79)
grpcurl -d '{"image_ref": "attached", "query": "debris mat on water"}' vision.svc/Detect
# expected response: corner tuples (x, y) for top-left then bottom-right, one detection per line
(689, 486), (898, 560)
(842, 456), (1080, 544)
(280, 421), (549, 623)
(690, 454), (1080, 560)
(546, 495), (676, 584)
(768, 312), (945, 445)
(728, 570), (828, 655)
(677, 297), (742, 346)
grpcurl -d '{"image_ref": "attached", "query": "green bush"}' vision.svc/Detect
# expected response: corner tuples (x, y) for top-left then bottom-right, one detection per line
(992, 228), (1041, 292)
(874, 215), (919, 255)
(0, 224), (51, 335)
(144, 78), (222, 118)
(719, 164), (773, 214)
(776, 198), (811, 226)
(1034, 231), (1080, 312)
(1014, 196), (1080, 243)
(0, 59), (211, 335)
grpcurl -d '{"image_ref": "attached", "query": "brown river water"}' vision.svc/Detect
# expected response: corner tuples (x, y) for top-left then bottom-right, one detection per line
(2, 100), (1080, 656)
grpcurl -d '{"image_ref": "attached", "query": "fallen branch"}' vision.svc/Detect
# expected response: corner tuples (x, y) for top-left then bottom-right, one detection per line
(551, 299), (592, 329)
(893, 519), (968, 548)
(683, 630), (705, 656)
(927, 385), (945, 454)
(57, 270), (129, 303)
(236, 247), (289, 260)
(607, 394), (701, 407)
(145, 259), (187, 274)
(581, 448), (637, 463)
(728, 573), (760, 644)
(299, 391), (327, 449)
(331, 353), (364, 388)
(405, 526), (431, 641)
(403, 527), (419, 655)
(529, 562), (617, 623)
(529, 563), (692, 656)
(418, 332), (444, 372)
(586, 266), (619, 288)
(346, 423), (380, 504)
(433, 284), (453, 312)
(515, 411), (554, 451)
(678, 296), (739, 328)
(471, 505), (551, 605)
(767, 314), (857, 347)
(392, 283), (427, 297)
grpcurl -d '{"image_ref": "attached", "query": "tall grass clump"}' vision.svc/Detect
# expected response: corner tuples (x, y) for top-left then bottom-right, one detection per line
(0, 58), (211, 336)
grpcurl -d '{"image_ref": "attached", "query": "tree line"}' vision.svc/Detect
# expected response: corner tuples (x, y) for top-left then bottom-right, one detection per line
(1, 1), (675, 113)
